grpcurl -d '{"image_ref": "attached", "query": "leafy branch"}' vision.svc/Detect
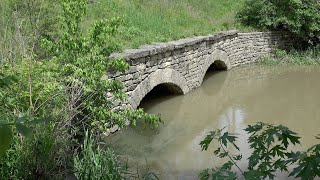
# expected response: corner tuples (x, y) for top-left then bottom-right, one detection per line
(199, 122), (320, 180)
(200, 128), (243, 179)
(40, 0), (162, 136)
(0, 73), (47, 157)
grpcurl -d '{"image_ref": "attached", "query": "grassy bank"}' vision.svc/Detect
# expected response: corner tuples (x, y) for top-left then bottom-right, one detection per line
(86, 0), (248, 48)
(0, 0), (248, 56)
(258, 47), (320, 66)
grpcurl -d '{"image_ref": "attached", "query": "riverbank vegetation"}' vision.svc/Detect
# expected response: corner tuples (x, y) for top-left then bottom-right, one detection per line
(259, 47), (320, 66)
(85, 0), (248, 48)
(238, 0), (320, 45)
(0, 0), (248, 56)
(0, 0), (161, 179)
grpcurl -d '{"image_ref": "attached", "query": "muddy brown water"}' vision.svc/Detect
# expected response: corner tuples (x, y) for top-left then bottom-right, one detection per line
(108, 65), (320, 179)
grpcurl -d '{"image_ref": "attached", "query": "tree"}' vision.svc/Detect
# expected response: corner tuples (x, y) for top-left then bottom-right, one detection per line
(237, 0), (320, 44)
(41, 0), (161, 136)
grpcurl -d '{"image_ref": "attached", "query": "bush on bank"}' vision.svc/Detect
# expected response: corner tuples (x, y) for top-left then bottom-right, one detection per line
(238, 0), (320, 45)
(0, 0), (160, 179)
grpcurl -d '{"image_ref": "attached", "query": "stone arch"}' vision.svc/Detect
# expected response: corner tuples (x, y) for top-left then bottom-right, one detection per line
(129, 68), (189, 109)
(199, 49), (231, 84)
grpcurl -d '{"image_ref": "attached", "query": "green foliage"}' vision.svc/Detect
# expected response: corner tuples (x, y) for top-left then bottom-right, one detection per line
(287, 144), (320, 178)
(0, 0), (59, 60)
(0, 73), (18, 88)
(0, 73), (18, 111)
(0, 124), (72, 179)
(199, 122), (320, 180)
(42, 0), (161, 133)
(1, 0), (161, 178)
(244, 123), (300, 179)
(237, 0), (320, 44)
(258, 46), (320, 65)
(0, 72), (47, 157)
(142, 172), (160, 180)
(74, 131), (123, 180)
(199, 128), (243, 180)
(0, 125), (12, 157)
(85, 0), (248, 48)
(1, 0), (248, 56)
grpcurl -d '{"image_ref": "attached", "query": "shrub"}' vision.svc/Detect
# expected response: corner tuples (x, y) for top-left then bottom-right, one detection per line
(0, 0), (59, 60)
(199, 122), (320, 179)
(237, 0), (320, 44)
(1, 0), (162, 178)
(41, 0), (161, 134)
(0, 124), (72, 179)
(74, 131), (123, 180)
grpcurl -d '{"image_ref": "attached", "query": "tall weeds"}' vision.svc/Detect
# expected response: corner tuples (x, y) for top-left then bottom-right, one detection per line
(74, 131), (123, 180)
(258, 47), (320, 66)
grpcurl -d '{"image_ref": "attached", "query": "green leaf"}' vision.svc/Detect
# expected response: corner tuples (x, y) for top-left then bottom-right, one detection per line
(287, 151), (304, 163)
(248, 152), (261, 168)
(214, 147), (221, 155)
(281, 130), (300, 148)
(16, 116), (29, 124)
(200, 130), (219, 151)
(25, 117), (48, 125)
(0, 125), (13, 157)
(0, 120), (5, 126)
(221, 161), (233, 170)
(218, 151), (229, 158)
(199, 169), (210, 180)
(220, 132), (229, 147)
(243, 170), (265, 179)
(219, 132), (239, 150)
(15, 124), (32, 137)
(234, 154), (242, 161)
(245, 123), (264, 134)
(212, 162), (237, 180)
(273, 159), (287, 171)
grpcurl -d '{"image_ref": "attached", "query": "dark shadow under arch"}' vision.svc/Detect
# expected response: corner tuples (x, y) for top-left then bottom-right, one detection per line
(203, 60), (228, 81)
(202, 60), (228, 96)
(198, 49), (231, 87)
(138, 83), (183, 110)
(211, 60), (228, 71)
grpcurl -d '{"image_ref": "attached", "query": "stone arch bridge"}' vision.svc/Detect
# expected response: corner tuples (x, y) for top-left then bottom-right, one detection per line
(110, 30), (293, 109)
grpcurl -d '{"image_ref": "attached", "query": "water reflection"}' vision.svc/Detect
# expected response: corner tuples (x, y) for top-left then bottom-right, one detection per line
(107, 65), (320, 179)
(218, 107), (246, 132)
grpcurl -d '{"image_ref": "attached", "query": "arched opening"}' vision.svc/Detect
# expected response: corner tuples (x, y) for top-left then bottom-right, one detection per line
(138, 83), (183, 110)
(210, 60), (228, 71)
(131, 83), (184, 135)
(203, 60), (228, 82)
(202, 60), (228, 96)
(128, 68), (189, 109)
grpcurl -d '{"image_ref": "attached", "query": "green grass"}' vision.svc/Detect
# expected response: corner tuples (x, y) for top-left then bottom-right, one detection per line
(85, 0), (249, 49)
(0, 0), (250, 54)
(258, 47), (320, 66)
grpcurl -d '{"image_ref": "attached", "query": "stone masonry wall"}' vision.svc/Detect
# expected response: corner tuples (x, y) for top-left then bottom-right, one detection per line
(109, 30), (295, 112)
